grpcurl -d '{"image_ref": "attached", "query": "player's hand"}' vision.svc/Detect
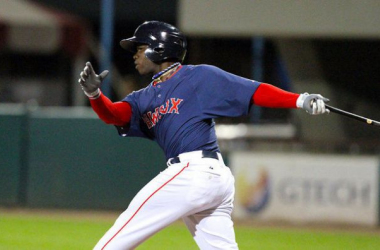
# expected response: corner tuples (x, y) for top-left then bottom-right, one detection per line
(78, 62), (109, 98)
(298, 93), (330, 115)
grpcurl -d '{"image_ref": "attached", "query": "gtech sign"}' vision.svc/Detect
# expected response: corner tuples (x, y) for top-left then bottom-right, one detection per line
(232, 153), (379, 226)
(277, 178), (371, 207)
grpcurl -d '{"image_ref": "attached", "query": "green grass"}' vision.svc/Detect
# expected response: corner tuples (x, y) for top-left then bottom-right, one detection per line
(0, 211), (379, 250)
(235, 226), (380, 250)
(0, 214), (108, 250)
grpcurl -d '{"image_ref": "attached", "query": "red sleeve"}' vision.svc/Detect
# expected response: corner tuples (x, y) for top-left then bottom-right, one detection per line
(251, 83), (300, 108)
(89, 92), (132, 126)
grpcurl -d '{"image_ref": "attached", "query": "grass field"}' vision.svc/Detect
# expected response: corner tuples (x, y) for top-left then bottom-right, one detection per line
(1, 209), (379, 250)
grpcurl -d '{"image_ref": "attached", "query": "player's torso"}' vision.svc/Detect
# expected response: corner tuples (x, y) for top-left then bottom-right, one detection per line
(134, 65), (218, 158)
(140, 69), (196, 132)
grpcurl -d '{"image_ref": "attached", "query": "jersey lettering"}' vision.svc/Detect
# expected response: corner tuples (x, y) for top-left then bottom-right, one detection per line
(147, 108), (161, 126)
(168, 98), (183, 114)
(159, 100), (170, 114)
(142, 114), (153, 129)
(143, 98), (183, 129)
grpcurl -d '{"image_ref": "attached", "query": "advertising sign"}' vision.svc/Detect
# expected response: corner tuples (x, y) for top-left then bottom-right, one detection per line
(231, 153), (379, 226)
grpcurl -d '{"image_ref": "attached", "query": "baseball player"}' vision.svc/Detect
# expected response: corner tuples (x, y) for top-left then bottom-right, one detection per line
(79, 21), (329, 250)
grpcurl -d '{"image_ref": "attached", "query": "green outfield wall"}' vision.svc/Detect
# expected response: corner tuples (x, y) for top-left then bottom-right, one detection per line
(1, 105), (379, 228)
(0, 106), (166, 210)
(0, 105), (26, 206)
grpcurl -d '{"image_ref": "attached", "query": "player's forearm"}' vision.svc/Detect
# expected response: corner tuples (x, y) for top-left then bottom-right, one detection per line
(251, 83), (300, 108)
(89, 91), (132, 126)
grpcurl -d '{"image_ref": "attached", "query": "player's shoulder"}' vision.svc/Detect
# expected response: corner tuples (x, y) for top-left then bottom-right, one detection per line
(129, 85), (148, 96)
(185, 64), (221, 71)
(183, 64), (224, 76)
(124, 84), (152, 102)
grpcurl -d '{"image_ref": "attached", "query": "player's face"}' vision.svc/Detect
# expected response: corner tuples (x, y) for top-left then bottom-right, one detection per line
(133, 45), (159, 75)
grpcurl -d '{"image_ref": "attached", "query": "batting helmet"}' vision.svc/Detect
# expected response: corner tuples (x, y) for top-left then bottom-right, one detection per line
(120, 21), (187, 63)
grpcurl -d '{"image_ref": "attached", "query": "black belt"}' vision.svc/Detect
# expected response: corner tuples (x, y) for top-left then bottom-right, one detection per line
(169, 150), (219, 164)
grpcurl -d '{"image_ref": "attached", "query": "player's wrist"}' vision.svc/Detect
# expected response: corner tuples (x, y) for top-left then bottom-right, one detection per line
(296, 93), (308, 108)
(85, 88), (101, 99)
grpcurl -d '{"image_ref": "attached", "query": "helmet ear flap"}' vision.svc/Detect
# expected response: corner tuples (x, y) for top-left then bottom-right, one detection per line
(145, 47), (167, 62)
(144, 48), (160, 62)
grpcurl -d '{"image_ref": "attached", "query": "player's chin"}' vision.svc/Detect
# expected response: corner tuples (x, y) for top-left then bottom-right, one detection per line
(137, 67), (151, 76)
(135, 65), (145, 75)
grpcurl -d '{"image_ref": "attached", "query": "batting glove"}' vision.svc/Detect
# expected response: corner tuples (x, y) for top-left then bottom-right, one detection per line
(297, 93), (330, 115)
(78, 62), (109, 98)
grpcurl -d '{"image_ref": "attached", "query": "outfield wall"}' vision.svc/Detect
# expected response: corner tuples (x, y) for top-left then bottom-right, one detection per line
(0, 104), (26, 206)
(0, 106), (166, 210)
(0, 106), (379, 226)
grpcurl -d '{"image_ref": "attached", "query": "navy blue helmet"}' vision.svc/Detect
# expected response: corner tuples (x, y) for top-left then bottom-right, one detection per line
(120, 21), (187, 63)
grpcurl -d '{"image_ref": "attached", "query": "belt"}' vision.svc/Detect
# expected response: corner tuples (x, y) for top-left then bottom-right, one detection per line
(169, 150), (219, 164)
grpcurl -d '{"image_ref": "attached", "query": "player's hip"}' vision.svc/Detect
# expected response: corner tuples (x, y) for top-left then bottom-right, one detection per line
(167, 150), (226, 166)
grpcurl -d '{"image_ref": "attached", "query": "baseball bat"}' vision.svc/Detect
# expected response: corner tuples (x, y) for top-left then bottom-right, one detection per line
(325, 104), (380, 127)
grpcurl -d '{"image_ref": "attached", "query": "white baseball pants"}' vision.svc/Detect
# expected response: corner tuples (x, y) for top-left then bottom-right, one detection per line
(93, 151), (238, 250)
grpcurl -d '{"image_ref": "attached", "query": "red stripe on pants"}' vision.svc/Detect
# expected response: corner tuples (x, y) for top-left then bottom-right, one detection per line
(101, 162), (190, 249)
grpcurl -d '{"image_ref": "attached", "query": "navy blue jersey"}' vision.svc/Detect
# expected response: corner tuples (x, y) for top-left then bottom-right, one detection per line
(116, 65), (261, 159)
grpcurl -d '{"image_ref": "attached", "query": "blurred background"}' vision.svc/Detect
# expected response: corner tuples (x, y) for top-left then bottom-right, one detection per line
(1, 0), (380, 228)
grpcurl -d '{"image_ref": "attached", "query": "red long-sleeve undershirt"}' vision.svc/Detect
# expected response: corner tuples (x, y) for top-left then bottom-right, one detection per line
(89, 92), (132, 126)
(89, 83), (299, 126)
(252, 83), (299, 108)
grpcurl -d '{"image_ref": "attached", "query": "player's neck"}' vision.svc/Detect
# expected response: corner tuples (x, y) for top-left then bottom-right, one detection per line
(158, 62), (176, 73)
(152, 62), (181, 83)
